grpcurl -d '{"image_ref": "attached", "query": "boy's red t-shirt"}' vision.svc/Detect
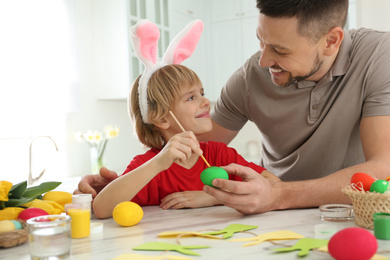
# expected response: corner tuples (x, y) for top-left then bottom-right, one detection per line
(122, 141), (265, 206)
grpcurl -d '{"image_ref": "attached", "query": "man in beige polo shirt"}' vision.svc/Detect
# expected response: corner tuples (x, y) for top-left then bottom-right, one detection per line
(201, 0), (390, 214)
(76, 0), (390, 215)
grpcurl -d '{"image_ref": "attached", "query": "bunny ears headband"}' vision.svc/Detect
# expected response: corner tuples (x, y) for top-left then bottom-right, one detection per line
(130, 19), (204, 123)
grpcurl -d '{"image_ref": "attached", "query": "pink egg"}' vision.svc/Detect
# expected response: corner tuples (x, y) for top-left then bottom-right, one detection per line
(18, 208), (49, 221)
(328, 227), (377, 260)
(350, 172), (376, 191)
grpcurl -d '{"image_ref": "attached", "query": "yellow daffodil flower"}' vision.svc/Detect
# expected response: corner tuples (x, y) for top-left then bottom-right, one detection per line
(74, 125), (119, 173)
(105, 125), (120, 139)
(94, 131), (103, 143)
(83, 130), (95, 144)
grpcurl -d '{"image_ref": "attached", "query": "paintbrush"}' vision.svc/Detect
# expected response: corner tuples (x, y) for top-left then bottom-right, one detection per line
(169, 111), (211, 168)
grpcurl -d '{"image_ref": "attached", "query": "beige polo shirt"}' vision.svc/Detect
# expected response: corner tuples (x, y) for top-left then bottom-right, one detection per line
(212, 29), (390, 181)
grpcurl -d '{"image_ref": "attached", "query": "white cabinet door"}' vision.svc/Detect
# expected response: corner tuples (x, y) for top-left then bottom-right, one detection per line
(170, 0), (204, 18)
(210, 20), (243, 101)
(241, 15), (260, 60)
(209, 0), (259, 101)
(240, 0), (259, 17)
(210, 0), (241, 21)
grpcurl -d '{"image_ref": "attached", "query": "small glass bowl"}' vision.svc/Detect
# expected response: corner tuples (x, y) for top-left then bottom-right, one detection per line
(319, 204), (355, 222)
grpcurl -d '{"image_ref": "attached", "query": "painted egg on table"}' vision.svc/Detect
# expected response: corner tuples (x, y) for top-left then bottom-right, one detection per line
(200, 166), (228, 187)
(18, 207), (49, 221)
(370, 180), (389, 193)
(350, 172), (376, 191)
(113, 201), (143, 227)
(328, 227), (377, 260)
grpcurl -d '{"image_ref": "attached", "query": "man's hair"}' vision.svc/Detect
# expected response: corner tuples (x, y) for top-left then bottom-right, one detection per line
(129, 64), (201, 149)
(256, 0), (349, 42)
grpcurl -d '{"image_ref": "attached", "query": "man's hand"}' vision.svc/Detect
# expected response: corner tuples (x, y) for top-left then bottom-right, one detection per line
(203, 164), (281, 214)
(160, 191), (221, 209)
(73, 167), (118, 198)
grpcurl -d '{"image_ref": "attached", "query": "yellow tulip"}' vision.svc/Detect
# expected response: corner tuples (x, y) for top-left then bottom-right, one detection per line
(42, 200), (64, 214)
(42, 191), (72, 208)
(0, 181), (12, 201)
(22, 199), (64, 214)
(0, 207), (24, 221)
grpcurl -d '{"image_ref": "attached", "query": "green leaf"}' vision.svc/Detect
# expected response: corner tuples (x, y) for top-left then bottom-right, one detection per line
(8, 181), (27, 199)
(4, 196), (38, 207)
(23, 182), (61, 198)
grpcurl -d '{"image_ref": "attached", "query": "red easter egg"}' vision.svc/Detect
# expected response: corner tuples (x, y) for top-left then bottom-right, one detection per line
(18, 208), (49, 221)
(350, 172), (376, 191)
(328, 227), (377, 260)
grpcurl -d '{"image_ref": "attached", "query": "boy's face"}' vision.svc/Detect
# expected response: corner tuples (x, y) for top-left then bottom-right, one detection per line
(170, 83), (212, 135)
(256, 14), (328, 87)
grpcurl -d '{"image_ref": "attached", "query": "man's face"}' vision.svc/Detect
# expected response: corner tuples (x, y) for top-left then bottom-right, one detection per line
(257, 14), (326, 87)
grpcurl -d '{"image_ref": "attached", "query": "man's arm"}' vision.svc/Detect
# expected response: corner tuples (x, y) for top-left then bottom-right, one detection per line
(204, 116), (390, 214)
(197, 119), (239, 144)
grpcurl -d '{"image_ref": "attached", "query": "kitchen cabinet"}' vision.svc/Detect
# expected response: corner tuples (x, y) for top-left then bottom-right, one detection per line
(209, 0), (260, 101)
(169, 0), (204, 19)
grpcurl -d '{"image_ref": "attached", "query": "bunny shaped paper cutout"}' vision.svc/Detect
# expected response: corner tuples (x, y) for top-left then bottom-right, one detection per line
(130, 19), (204, 123)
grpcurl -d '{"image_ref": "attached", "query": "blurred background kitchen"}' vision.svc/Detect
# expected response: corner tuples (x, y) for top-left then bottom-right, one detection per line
(1, 0), (389, 184)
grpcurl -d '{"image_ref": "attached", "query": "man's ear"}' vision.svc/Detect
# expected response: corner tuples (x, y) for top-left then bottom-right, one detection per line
(324, 27), (344, 56)
(153, 117), (170, 130)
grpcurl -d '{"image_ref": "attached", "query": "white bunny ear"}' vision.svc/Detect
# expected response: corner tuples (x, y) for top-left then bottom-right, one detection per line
(130, 19), (165, 123)
(130, 19), (160, 67)
(130, 19), (204, 124)
(163, 20), (204, 64)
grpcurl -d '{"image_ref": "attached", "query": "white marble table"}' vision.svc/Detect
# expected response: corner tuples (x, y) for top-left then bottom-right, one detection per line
(2, 205), (390, 260)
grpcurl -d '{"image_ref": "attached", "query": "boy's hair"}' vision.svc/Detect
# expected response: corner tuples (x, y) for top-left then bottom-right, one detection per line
(256, 0), (349, 43)
(129, 64), (201, 149)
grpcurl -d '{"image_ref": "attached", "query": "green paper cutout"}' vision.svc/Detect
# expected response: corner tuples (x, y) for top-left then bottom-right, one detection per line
(202, 224), (258, 239)
(112, 253), (194, 260)
(133, 242), (210, 256)
(229, 230), (304, 247)
(272, 238), (329, 257)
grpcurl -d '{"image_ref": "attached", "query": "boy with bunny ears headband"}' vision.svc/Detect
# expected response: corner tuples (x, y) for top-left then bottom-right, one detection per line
(93, 20), (277, 219)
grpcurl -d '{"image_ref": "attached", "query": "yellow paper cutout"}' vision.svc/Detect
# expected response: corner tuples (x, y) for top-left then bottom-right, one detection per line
(111, 254), (193, 260)
(317, 246), (388, 260)
(229, 230), (304, 247)
(158, 231), (221, 239)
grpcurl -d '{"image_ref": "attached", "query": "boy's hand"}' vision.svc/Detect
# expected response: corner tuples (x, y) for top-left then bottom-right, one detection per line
(160, 191), (221, 209)
(155, 131), (202, 170)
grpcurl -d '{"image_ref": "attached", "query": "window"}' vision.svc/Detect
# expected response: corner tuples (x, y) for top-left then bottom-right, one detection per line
(0, 0), (76, 184)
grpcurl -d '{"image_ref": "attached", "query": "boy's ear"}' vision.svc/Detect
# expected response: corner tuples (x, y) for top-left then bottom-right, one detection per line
(153, 117), (170, 130)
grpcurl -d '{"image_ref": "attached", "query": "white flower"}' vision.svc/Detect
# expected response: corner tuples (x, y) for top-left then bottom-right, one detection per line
(93, 131), (103, 144)
(83, 130), (96, 145)
(74, 125), (120, 159)
(104, 125), (120, 139)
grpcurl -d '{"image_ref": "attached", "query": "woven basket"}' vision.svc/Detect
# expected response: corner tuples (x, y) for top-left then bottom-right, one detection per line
(0, 222), (28, 248)
(342, 186), (390, 229)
